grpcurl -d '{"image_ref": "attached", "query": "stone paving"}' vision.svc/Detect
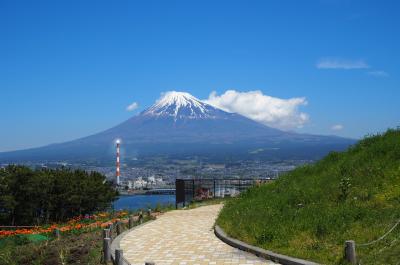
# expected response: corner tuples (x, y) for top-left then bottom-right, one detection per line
(120, 204), (277, 265)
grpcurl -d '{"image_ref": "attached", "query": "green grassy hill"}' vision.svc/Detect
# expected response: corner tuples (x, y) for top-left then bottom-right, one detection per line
(217, 129), (400, 264)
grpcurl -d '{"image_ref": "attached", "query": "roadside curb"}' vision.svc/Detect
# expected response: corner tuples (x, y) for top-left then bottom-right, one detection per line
(214, 225), (320, 265)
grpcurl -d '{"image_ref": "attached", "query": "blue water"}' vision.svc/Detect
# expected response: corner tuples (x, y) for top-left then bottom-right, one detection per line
(113, 194), (176, 211)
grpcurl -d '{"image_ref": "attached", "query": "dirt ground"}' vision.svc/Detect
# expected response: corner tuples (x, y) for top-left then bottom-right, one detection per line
(0, 229), (105, 265)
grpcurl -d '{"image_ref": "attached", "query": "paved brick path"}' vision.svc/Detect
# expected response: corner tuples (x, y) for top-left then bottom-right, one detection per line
(120, 204), (277, 265)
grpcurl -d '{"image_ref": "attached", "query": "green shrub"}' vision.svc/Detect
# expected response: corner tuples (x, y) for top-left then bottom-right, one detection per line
(0, 166), (118, 225)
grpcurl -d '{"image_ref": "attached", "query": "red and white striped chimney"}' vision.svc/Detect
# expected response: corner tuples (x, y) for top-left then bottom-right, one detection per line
(116, 139), (121, 185)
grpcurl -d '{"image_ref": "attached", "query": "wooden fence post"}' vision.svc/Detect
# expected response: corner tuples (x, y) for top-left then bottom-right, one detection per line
(344, 240), (357, 264)
(115, 249), (124, 265)
(139, 211), (143, 224)
(116, 222), (122, 235)
(108, 223), (113, 239)
(129, 216), (134, 229)
(103, 238), (111, 263)
(53, 228), (60, 240)
(102, 228), (109, 239)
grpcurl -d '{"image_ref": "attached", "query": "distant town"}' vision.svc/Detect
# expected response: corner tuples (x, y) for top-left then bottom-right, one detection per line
(0, 158), (312, 194)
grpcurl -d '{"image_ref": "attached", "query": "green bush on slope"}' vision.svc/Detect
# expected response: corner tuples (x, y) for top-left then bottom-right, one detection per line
(217, 129), (400, 264)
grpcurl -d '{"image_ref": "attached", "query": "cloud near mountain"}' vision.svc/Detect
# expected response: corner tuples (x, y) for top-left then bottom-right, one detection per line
(204, 90), (309, 130)
(331, 124), (344, 131)
(126, 101), (139, 111)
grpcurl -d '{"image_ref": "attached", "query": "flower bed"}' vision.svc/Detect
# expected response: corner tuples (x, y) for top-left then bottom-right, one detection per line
(0, 211), (131, 238)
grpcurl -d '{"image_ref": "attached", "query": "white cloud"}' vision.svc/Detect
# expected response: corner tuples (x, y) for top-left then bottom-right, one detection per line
(331, 124), (344, 131)
(126, 102), (139, 111)
(367, 70), (389, 77)
(316, 58), (369, 69)
(204, 90), (309, 130)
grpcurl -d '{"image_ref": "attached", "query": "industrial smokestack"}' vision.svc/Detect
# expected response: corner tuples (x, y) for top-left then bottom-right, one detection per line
(116, 139), (121, 185)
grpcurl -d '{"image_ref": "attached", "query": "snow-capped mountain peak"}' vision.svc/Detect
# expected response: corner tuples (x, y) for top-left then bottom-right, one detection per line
(154, 91), (205, 110)
(142, 91), (217, 120)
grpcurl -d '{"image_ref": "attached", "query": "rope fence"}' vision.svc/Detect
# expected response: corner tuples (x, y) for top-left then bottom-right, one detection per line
(357, 218), (400, 247)
(344, 218), (400, 264)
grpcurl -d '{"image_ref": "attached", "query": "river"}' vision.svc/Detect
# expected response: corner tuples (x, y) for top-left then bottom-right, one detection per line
(113, 194), (176, 211)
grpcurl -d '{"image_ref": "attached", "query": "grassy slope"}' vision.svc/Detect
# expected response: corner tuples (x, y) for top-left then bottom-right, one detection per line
(217, 129), (400, 265)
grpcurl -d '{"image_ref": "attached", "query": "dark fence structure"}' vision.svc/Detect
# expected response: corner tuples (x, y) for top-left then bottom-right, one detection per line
(175, 178), (272, 208)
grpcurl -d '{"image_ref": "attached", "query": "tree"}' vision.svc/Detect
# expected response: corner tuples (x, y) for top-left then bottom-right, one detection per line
(0, 165), (118, 225)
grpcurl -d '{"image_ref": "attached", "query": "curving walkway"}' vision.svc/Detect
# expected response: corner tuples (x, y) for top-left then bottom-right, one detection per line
(120, 204), (277, 265)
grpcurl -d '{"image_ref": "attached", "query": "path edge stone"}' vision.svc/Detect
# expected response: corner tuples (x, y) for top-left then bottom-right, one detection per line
(214, 225), (320, 265)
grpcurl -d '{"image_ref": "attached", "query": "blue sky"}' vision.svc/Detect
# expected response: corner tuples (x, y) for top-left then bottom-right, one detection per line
(1, 0), (399, 152)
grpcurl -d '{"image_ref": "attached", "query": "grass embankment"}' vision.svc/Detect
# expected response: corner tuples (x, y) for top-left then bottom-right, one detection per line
(217, 129), (400, 264)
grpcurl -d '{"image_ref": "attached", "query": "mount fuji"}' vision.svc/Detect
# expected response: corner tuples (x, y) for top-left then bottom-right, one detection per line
(0, 91), (355, 163)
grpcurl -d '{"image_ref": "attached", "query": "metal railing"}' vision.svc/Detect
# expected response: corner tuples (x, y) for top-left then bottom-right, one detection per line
(175, 178), (273, 207)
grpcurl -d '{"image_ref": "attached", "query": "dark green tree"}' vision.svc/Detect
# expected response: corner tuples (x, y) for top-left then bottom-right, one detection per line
(0, 165), (118, 225)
